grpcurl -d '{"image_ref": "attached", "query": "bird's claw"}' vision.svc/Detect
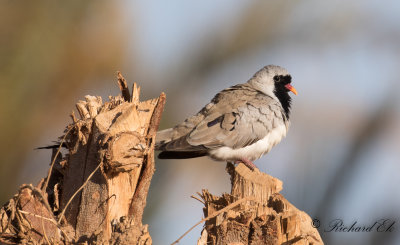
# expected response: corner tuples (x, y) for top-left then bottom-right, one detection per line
(234, 159), (258, 171)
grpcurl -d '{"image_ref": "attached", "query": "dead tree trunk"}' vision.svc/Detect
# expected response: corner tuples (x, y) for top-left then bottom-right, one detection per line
(0, 73), (165, 244)
(196, 163), (323, 245)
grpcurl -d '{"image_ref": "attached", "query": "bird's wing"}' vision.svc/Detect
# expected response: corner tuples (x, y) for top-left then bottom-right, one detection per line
(155, 84), (250, 151)
(155, 103), (209, 151)
(156, 110), (207, 146)
(187, 90), (286, 150)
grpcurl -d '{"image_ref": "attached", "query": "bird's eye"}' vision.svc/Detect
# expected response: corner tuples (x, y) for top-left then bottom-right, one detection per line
(273, 76), (280, 82)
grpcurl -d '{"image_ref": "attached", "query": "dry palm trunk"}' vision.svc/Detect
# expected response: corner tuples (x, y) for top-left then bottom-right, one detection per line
(194, 163), (323, 245)
(0, 73), (165, 244)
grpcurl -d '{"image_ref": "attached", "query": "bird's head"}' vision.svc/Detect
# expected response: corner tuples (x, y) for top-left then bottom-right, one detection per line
(249, 65), (297, 96)
(249, 65), (297, 119)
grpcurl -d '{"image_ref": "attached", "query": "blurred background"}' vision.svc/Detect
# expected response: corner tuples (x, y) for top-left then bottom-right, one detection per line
(1, 1), (399, 244)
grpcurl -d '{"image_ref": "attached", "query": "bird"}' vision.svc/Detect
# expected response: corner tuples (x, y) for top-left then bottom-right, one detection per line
(155, 65), (297, 170)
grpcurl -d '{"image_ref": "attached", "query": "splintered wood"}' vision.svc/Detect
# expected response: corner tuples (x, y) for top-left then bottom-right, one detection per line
(0, 73), (165, 244)
(198, 163), (323, 245)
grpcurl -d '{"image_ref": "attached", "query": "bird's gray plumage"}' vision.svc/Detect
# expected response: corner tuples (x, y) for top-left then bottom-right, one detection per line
(155, 65), (295, 163)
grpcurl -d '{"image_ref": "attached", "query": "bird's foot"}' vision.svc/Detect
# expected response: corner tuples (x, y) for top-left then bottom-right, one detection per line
(234, 158), (258, 171)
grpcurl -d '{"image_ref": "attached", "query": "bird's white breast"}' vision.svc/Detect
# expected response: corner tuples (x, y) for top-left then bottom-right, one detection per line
(209, 124), (288, 161)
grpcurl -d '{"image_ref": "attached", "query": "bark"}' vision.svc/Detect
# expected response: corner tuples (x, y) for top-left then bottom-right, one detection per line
(0, 73), (165, 245)
(197, 163), (323, 245)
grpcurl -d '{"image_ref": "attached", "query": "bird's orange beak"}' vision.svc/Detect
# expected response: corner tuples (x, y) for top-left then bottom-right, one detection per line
(285, 84), (298, 95)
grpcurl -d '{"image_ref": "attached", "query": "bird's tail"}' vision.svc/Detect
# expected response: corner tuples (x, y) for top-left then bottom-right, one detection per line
(155, 128), (208, 159)
(155, 128), (174, 150)
(158, 150), (207, 159)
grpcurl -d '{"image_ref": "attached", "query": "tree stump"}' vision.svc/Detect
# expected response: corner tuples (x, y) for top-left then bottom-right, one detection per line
(197, 163), (323, 245)
(0, 73), (165, 244)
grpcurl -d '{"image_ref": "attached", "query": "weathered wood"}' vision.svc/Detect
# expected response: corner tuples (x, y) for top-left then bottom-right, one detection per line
(117, 71), (131, 102)
(0, 73), (165, 245)
(198, 163), (323, 245)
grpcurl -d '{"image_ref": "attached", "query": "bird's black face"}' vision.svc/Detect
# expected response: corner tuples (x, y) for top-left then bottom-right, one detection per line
(273, 75), (297, 120)
(273, 75), (297, 95)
